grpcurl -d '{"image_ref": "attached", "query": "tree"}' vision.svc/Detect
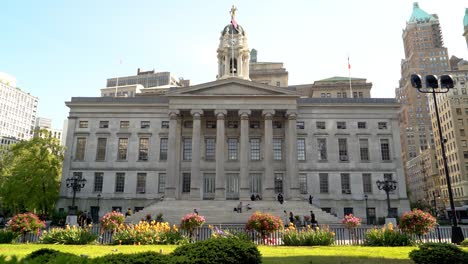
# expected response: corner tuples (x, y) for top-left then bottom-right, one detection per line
(0, 130), (64, 215)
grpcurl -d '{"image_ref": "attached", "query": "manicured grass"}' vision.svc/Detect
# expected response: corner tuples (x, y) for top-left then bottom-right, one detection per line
(0, 244), (417, 264)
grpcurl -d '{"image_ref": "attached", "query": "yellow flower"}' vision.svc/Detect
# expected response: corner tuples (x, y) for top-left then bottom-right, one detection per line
(66, 224), (70, 230)
(387, 222), (394, 231)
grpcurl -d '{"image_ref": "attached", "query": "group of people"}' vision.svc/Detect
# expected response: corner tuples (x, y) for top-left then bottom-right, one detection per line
(283, 210), (318, 227)
(250, 194), (262, 201)
(78, 211), (92, 227)
(235, 202), (252, 213)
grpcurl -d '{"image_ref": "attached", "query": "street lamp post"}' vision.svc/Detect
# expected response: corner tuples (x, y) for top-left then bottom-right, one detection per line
(65, 174), (86, 215)
(364, 194), (369, 225)
(432, 191), (439, 217)
(410, 74), (465, 244)
(376, 179), (397, 218)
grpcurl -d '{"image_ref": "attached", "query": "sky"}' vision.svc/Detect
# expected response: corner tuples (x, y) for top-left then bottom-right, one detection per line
(1, 0), (467, 129)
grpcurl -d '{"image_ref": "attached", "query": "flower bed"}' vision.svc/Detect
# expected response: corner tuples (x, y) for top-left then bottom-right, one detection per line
(113, 221), (186, 245)
(283, 224), (335, 246)
(8, 213), (45, 236)
(100, 211), (125, 233)
(364, 223), (414, 246)
(40, 225), (98, 245)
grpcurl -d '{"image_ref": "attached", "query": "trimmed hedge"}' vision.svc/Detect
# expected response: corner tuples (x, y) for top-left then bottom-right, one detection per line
(93, 252), (173, 264)
(172, 237), (262, 264)
(409, 243), (468, 264)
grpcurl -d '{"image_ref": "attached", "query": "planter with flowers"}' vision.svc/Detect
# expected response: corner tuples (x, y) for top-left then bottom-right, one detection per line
(8, 212), (45, 243)
(399, 209), (436, 242)
(100, 211), (125, 234)
(342, 214), (362, 244)
(245, 212), (283, 244)
(180, 213), (205, 241)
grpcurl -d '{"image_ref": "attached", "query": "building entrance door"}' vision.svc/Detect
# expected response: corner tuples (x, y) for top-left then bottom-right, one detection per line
(226, 173), (239, 200)
(203, 173), (215, 200)
(250, 173), (262, 197)
(90, 206), (99, 223)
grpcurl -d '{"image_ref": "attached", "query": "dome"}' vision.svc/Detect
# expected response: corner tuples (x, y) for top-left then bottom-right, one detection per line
(222, 24), (245, 36)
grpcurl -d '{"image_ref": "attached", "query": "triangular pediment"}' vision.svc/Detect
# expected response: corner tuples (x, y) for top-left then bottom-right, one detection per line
(167, 78), (299, 97)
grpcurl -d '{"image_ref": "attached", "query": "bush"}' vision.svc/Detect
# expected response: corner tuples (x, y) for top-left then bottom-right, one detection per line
(341, 214), (361, 229)
(364, 223), (413, 246)
(8, 212), (45, 235)
(461, 238), (468, 247)
(209, 225), (251, 242)
(399, 209), (436, 238)
(93, 251), (173, 264)
(245, 212), (283, 235)
(0, 229), (19, 243)
(180, 213), (205, 233)
(283, 224), (335, 246)
(172, 237), (262, 264)
(23, 248), (89, 264)
(409, 243), (468, 264)
(50, 210), (68, 226)
(40, 225), (98, 244)
(100, 211), (125, 232)
(112, 221), (186, 245)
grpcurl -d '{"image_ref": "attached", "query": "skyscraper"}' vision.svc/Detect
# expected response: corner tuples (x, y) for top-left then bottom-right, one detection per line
(396, 3), (449, 195)
(463, 8), (468, 49)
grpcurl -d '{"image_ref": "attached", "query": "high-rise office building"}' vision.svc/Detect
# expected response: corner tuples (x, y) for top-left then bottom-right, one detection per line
(0, 72), (38, 146)
(395, 3), (449, 195)
(463, 8), (468, 49)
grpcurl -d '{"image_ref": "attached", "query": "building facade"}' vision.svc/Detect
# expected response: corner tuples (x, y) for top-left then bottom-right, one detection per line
(464, 8), (468, 49)
(34, 117), (64, 145)
(57, 8), (409, 221)
(406, 148), (439, 205)
(249, 49), (289, 87)
(292, 77), (372, 99)
(0, 73), (38, 143)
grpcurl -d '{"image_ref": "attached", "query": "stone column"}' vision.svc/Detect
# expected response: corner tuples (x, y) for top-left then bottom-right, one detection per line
(263, 109), (275, 200)
(215, 109), (227, 199)
(190, 110), (203, 200)
(224, 54), (229, 76)
(166, 110), (180, 199)
(286, 110), (299, 200)
(239, 109), (251, 199)
(238, 54), (243, 78)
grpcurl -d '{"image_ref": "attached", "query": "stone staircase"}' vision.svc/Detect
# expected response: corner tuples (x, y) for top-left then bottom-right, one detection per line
(126, 200), (341, 225)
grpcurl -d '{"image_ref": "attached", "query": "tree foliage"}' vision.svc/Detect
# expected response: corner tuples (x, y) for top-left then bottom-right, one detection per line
(0, 130), (64, 215)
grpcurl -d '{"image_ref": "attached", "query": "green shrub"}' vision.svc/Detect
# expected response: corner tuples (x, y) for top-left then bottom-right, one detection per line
(40, 226), (98, 245)
(23, 248), (89, 264)
(93, 251), (172, 264)
(112, 221), (187, 245)
(172, 237), (262, 264)
(409, 243), (468, 264)
(283, 225), (335, 246)
(461, 238), (468, 247)
(50, 210), (68, 226)
(0, 229), (19, 244)
(364, 226), (414, 246)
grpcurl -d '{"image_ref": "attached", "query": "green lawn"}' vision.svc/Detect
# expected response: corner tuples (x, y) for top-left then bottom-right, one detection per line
(0, 244), (417, 264)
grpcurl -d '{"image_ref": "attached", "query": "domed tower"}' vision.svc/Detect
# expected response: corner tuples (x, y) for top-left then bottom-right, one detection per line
(217, 6), (250, 80)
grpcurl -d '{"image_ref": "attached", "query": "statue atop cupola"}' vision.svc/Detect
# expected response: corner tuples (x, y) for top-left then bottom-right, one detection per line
(217, 5), (250, 80)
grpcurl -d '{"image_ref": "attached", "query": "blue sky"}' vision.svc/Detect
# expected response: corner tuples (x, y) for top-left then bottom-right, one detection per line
(1, 0), (467, 129)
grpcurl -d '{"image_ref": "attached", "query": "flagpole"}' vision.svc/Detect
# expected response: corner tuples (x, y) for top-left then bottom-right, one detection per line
(348, 56), (353, 98)
(231, 24), (234, 77)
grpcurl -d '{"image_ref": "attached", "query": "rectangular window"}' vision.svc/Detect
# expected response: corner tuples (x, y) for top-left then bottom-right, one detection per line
(363, 173), (372, 193)
(273, 121), (282, 129)
(461, 129), (466, 137)
(136, 173), (146, 193)
(117, 138), (128, 161)
(319, 173), (329, 193)
(273, 138), (282, 160)
(316, 121), (326, 129)
(317, 138), (327, 161)
(183, 138), (192, 161)
(75, 137), (87, 161)
(182, 173), (191, 193)
(115, 173), (125, 193)
(344, 208), (354, 216)
(299, 174), (307, 194)
(359, 92), (363, 98)
(227, 121), (238, 128)
(161, 121), (169, 129)
(297, 138), (306, 161)
(94, 172), (103, 192)
(205, 138), (216, 160)
(206, 120), (216, 128)
(341, 173), (351, 194)
(250, 173), (261, 194)
(353, 92), (358, 98)
(274, 173), (283, 193)
(456, 108), (462, 115)
(184, 121), (193, 128)
(384, 173), (393, 181)
(99, 121), (109, 128)
(160, 138), (168, 160)
(380, 139), (391, 161)
(296, 121), (305, 129)
(250, 121), (260, 129)
(79, 121), (88, 128)
(227, 138), (238, 160)
(120, 121), (130, 128)
(338, 138), (348, 161)
(337, 121), (346, 129)
(359, 138), (369, 161)
(378, 122), (388, 129)
(96, 138), (107, 161)
(358, 122), (366, 129)
(141, 121), (150, 129)
(138, 138), (149, 161)
(158, 173), (166, 193)
(458, 119), (464, 126)
(250, 138), (260, 160)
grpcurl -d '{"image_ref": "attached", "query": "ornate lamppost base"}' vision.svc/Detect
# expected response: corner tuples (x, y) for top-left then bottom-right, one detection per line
(452, 226), (464, 244)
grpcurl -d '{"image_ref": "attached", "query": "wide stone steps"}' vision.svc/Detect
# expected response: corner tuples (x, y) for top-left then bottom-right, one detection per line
(126, 200), (341, 225)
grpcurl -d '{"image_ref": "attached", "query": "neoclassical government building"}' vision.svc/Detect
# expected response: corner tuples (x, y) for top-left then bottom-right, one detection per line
(57, 9), (410, 222)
